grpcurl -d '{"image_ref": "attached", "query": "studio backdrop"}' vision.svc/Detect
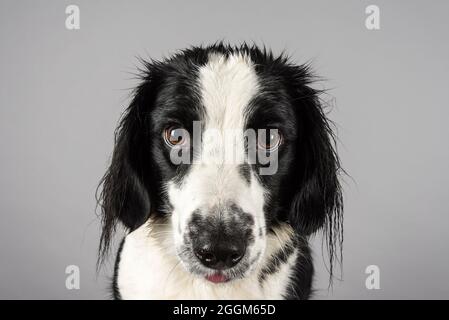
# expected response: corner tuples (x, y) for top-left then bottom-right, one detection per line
(0, 0), (448, 299)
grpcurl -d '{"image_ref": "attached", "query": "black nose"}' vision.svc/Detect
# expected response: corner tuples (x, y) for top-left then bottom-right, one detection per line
(194, 244), (245, 269)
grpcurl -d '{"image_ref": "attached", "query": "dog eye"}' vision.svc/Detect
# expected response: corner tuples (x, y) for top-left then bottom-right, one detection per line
(258, 129), (283, 151)
(163, 126), (189, 147)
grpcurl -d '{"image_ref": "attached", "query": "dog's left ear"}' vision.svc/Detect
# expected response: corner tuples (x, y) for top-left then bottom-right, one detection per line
(287, 73), (343, 270)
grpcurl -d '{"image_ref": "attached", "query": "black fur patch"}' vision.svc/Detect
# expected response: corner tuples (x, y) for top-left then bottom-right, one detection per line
(112, 238), (126, 300)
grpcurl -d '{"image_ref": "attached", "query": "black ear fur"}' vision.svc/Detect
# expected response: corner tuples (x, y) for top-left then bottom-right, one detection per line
(97, 71), (158, 264)
(288, 79), (343, 279)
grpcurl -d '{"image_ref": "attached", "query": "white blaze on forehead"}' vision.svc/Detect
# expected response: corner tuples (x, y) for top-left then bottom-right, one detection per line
(168, 52), (263, 227)
(190, 52), (260, 199)
(198, 53), (259, 166)
(168, 52), (266, 264)
(199, 52), (259, 129)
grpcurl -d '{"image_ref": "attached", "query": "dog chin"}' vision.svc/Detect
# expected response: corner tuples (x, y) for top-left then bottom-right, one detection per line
(177, 252), (257, 284)
(194, 267), (249, 285)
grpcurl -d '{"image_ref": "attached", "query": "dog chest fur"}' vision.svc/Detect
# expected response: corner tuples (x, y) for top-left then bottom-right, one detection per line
(115, 220), (299, 300)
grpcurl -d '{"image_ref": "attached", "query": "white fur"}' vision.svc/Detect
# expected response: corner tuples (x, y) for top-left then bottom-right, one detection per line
(168, 52), (266, 270)
(117, 219), (298, 299)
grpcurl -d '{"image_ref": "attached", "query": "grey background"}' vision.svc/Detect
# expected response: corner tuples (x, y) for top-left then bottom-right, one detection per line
(1, 0), (448, 299)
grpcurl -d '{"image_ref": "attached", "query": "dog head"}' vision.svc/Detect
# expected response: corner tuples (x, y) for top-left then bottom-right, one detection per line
(98, 43), (343, 283)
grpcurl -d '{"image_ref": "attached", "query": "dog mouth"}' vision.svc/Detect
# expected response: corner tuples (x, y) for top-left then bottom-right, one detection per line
(176, 241), (262, 284)
(205, 272), (229, 284)
(179, 253), (258, 285)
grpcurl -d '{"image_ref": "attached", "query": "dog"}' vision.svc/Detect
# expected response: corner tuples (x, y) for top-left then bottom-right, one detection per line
(98, 43), (343, 300)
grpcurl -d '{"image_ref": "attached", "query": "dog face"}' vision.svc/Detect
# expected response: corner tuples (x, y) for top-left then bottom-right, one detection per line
(99, 44), (342, 284)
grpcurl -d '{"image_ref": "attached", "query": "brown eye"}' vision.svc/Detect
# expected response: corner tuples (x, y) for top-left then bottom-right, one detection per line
(163, 126), (189, 147)
(258, 129), (283, 151)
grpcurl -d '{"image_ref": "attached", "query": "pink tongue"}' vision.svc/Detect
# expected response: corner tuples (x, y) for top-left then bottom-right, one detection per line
(206, 273), (228, 283)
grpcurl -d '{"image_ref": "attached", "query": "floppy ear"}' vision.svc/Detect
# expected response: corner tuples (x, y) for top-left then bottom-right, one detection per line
(288, 82), (343, 276)
(97, 74), (158, 263)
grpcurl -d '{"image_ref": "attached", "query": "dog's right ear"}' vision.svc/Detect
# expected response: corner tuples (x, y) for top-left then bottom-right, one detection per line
(97, 69), (159, 263)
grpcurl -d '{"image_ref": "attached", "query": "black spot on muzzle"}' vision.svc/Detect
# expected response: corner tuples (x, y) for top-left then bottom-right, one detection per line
(187, 204), (254, 270)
